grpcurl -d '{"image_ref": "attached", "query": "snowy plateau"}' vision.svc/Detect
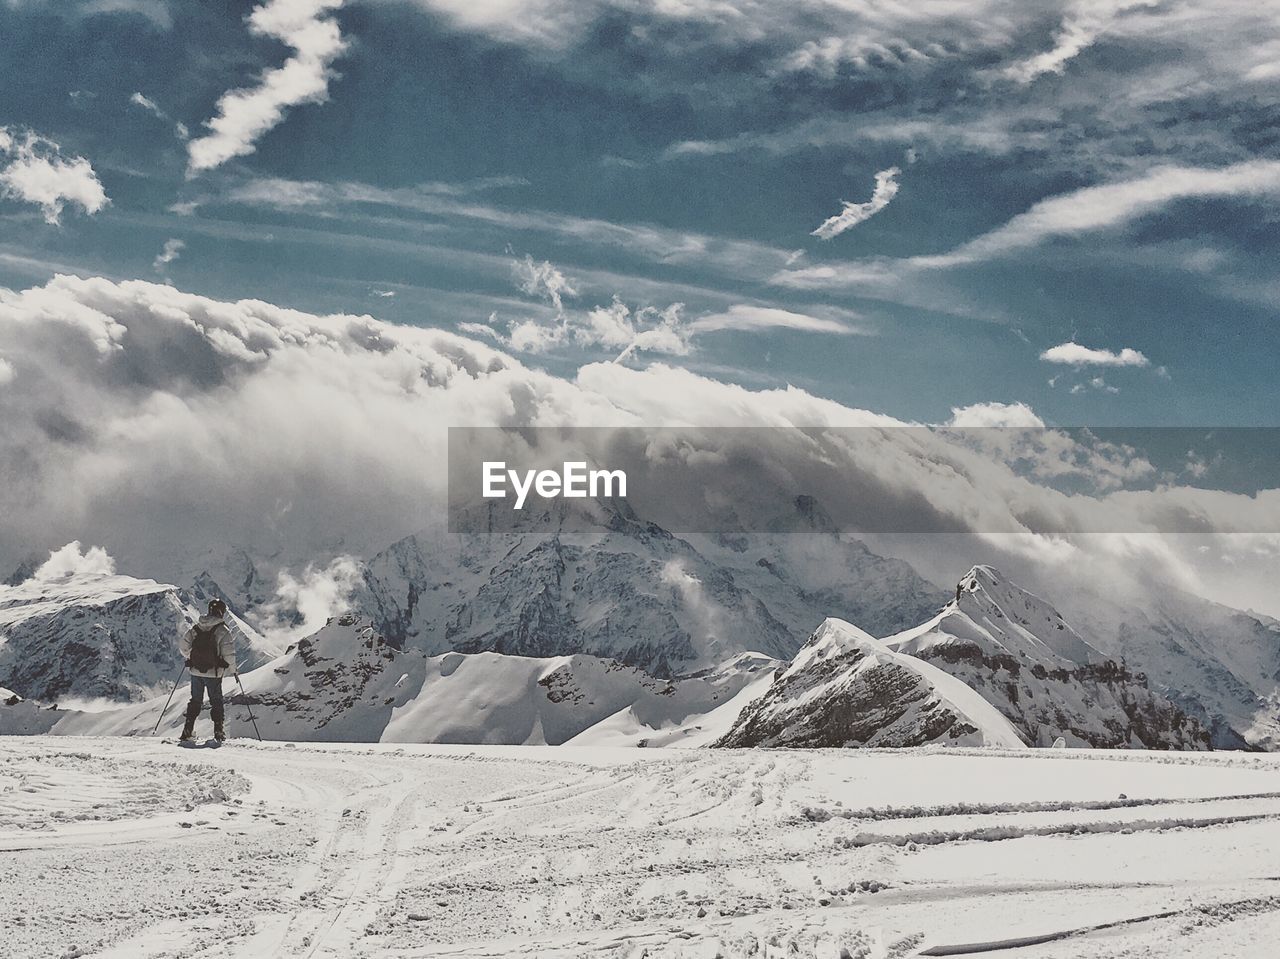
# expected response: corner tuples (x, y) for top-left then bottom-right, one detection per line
(5, 740), (1280, 958)
(5, 504), (1280, 956)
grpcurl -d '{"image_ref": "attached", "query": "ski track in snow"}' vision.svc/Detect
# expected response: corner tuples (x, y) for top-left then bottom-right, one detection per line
(5, 741), (1280, 958)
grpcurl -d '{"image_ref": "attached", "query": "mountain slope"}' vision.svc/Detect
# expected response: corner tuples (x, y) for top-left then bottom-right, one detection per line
(1059, 590), (1280, 750)
(12, 613), (780, 744)
(884, 566), (1210, 750)
(715, 618), (1027, 749)
(359, 498), (944, 678)
(0, 571), (275, 702)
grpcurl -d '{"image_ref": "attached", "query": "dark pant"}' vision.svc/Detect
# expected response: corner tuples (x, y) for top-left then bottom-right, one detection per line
(186, 676), (224, 723)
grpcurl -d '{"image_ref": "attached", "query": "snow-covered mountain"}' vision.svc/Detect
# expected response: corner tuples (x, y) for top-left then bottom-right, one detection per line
(716, 617), (1026, 748)
(0, 571), (276, 702)
(4, 488), (1274, 755)
(883, 566), (1210, 749)
(1060, 591), (1280, 750)
(358, 497), (945, 677)
(6, 612), (781, 744)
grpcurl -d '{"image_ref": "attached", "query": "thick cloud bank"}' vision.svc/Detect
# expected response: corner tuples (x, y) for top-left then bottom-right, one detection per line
(0, 275), (1277, 613)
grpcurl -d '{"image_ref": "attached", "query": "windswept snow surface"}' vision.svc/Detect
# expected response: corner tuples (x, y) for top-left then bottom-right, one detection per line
(5, 741), (1280, 958)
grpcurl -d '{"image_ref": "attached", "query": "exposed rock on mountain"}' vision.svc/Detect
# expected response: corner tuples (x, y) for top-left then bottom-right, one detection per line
(1061, 591), (1280, 750)
(884, 566), (1210, 750)
(715, 617), (1026, 748)
(13, 613), (781, 744)
(359, 498), (945, 677)
(0, 571), (274, 702)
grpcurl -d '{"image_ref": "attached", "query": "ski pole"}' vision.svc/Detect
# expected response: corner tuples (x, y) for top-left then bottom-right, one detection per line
(152, 663), (187, 736)
(233, 672), (264, 742)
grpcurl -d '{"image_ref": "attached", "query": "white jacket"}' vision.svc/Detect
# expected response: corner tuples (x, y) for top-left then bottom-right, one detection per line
(179, 613), (239, 679)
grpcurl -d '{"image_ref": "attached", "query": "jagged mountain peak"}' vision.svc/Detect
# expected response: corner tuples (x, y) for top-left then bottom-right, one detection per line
(883, 567), (1208, 750)
(716, 617), (1027, 749)
(787, 617), (882, 677)
(762, 494), (840, 535)
(891, 564), (1101, 670)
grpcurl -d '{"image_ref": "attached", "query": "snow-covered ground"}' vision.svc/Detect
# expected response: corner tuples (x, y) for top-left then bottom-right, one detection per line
(5, 740), (1280, 958)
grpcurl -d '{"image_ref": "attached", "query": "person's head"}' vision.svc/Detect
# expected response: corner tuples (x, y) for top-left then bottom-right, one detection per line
(208, 598), (227, 619)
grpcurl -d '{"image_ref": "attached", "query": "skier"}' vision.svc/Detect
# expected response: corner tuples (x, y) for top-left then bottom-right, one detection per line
(178, 598), (237, 743)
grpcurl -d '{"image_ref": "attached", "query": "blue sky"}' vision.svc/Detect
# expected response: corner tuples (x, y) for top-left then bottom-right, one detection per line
(2, 0), (1279, 426)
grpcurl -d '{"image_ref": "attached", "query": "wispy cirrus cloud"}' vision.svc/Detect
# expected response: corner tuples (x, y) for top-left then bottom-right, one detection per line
(0, 126), (108, 224)
(907, 161), (1280, 269)
(780, 160), (1280, 288)
(1003, 1), (1158, 84)
(811, 166), (901, 240)
(187, 0), (348, 175)
(223, 175), (800, 279)
(129, 92), (189, 139)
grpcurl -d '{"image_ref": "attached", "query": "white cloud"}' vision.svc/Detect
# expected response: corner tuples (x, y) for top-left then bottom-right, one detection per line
(395, 0), (588, 47)
(0, 356), (14, 386)
(916, 161), (1280, 269)
(76, 0), (172, 27)
(129, 92), (161, 115)
(482, 265), (860, 359)
(811, 166), (901, 240)
(0, 127), (108, 224)
(687, 304), (863, 336)
(129, 91), (189, 140)
(14, 1), (174, 29)
(947, 401), (1045, 428)
(152, 238), (185, 273)
(479, 294), (692, 361)
(1003, 1), (1158, 84)
(611, 303), (690, 363)
(780, 160), (1280, 287)
(187, 0), (348, 175)
(3, 274), (1280, 618)
(32, 541), (117, 581)
(1091, 375), (1120, 394)
(258, 555), (363, 641)
(663, 111), (1052, 163)
(1040, 342), (1150, 367)
(513, 254), (578, 313)
(225, 176), (800, 279)
(578, 298), (644, 350)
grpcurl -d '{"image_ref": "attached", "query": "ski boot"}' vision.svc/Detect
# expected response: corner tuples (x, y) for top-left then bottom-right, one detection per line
(179, 701), (199, 742)
(212, 705), (226, 743)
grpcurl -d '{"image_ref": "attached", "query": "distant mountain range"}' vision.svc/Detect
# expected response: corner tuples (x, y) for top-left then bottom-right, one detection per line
(2, 497), (1277, 750)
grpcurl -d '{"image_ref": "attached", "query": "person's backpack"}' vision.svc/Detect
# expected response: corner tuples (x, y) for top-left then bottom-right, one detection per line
(189, 625), (221, 673)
